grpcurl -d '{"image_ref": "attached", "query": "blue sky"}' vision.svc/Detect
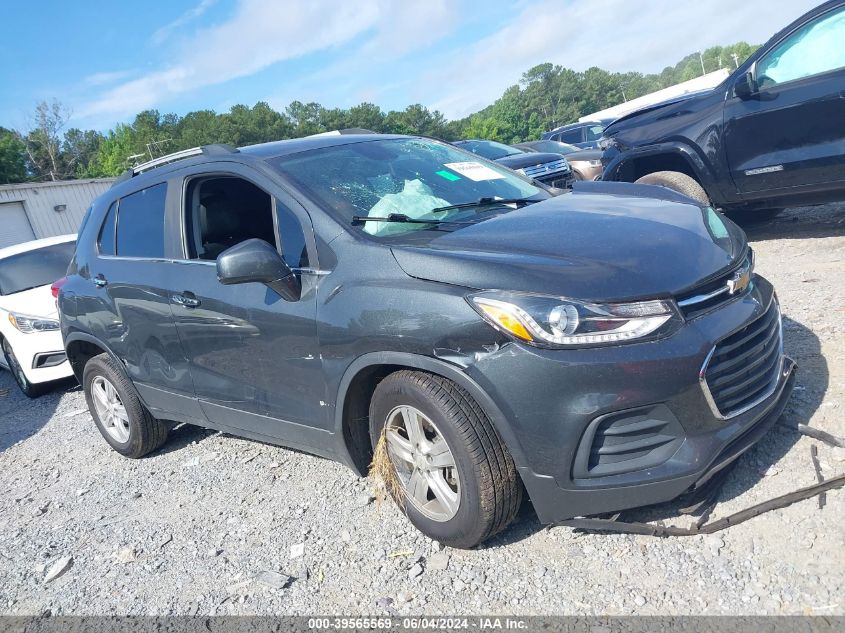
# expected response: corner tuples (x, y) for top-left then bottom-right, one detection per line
(0, 0), (820, 132)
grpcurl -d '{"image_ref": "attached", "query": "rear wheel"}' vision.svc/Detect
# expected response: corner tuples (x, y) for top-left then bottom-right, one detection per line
(369, 370), (522, 548)
(636, 171), (710, 206)
(83, 353), (168, 458)
(2, 338), (46, 398)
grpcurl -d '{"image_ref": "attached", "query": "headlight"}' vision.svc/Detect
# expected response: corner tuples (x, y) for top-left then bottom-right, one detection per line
(7, 312), (60, 333)
(515, 168), (526, 176)
(588, 159), (602, 167)
(468, 291), (676, 348)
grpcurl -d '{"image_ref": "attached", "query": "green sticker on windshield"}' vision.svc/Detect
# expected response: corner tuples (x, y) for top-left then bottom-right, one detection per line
(436, 169), (461, 182)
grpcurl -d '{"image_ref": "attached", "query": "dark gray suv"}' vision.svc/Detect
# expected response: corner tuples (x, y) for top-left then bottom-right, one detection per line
(59, 135), (795, 548)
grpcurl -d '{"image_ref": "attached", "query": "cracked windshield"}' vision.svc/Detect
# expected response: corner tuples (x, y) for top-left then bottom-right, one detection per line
(273, 138), (545, 238)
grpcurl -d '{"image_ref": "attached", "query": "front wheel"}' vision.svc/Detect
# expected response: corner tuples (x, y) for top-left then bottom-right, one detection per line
(369, 370), (522, 548)
(2, 338), (45, 398)
(636, 171), (710, 206)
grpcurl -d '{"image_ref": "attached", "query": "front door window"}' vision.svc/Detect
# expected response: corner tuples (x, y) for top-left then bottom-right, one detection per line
(757, 5), (845, 88)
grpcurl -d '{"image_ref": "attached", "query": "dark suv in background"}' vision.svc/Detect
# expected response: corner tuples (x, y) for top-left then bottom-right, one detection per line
(601, 0), (845, 218)
(453, 139), (574, 189)
(542, 121), (610, 149)
(60, 135), (793, 548)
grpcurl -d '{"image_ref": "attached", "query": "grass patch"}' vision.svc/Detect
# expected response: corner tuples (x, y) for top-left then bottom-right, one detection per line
(368, 425), (405, 511)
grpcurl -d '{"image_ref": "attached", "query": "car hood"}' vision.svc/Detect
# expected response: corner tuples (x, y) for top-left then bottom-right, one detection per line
(495, 152), (564, 169)
(390, 184), (745, 302)
(565, 149), (602, 162)
(604, 89), (715, 133)
(0, 285), (58, 319)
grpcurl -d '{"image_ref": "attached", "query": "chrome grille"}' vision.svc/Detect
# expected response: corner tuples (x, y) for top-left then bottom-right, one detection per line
(677, 251), (754, 318)
(522, 159), (570, 179)
(701, 298), (783, 419)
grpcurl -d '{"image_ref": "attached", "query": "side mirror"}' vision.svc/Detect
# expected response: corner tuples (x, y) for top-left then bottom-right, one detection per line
(734, 65), (758, 100)
(216, 238), (301, 302)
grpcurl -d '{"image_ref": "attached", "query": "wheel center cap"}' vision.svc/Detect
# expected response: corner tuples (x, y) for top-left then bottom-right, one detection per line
(414, 454), (427, 470)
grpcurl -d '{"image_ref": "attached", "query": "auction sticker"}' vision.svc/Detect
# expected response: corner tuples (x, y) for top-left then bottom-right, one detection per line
(443, 162), (505, 181)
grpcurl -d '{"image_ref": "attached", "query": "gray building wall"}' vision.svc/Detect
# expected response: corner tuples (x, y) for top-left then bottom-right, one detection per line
(0, 178), (114, 243)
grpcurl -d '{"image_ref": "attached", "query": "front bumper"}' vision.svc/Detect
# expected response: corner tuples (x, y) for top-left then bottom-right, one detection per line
(467, 275), (796, 523)
(536, 171), (575, 189)
(1, 328), (73, 384)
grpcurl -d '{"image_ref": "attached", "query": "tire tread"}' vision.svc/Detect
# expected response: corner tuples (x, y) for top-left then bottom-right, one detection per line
(636, 170), (710, 206)
(83, 353), (168, 458)
(376, 370), (522, 544)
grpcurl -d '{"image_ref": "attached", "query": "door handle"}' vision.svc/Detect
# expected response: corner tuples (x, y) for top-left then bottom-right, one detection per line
(93, 274), (108, 288)
(172, 292), (201, 308)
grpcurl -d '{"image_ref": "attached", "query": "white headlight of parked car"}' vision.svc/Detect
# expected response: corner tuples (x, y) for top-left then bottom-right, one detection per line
(8, 312), (61, 333)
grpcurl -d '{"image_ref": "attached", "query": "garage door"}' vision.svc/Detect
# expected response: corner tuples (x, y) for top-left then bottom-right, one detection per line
(0, 201), (36, 249)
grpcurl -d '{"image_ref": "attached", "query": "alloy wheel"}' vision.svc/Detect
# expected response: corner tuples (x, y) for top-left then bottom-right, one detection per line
(384, 405), (460, 522)
(91, 376), (130, 443)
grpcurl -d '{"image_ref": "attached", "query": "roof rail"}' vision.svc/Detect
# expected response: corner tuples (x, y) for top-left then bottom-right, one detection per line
(114, 144), (240, 185)
(133, 143), (239, 174)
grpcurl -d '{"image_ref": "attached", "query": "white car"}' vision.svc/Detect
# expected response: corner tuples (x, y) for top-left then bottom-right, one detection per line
(0, 234), (76, 397)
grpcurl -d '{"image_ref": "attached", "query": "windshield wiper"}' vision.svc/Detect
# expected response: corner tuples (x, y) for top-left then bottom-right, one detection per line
(351, 213), (474, 226)
(430, 197), (537, 214)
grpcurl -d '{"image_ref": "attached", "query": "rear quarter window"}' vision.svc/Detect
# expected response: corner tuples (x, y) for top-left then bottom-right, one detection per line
(98, 202), (117, 255)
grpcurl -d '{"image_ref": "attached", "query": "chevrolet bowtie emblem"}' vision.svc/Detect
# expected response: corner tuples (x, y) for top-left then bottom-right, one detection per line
(727, 268), (751, 295)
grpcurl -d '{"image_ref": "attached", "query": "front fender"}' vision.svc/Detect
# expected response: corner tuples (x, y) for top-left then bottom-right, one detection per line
(333, 351), (529, 476)
(604, 142), (715, 185)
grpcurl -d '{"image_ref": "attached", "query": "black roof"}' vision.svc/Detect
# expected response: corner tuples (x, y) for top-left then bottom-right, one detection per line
(548, 120), (608, 134)
(240, 134), (406, 158)
(109, 134), (409, 192)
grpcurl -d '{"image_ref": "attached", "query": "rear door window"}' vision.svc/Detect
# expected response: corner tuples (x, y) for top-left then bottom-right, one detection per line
(558, 128), (583, 144)
(116, 183), (167, 258)
(585, 125), (604, 142)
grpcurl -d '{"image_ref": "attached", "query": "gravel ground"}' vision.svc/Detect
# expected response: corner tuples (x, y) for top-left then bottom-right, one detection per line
(0, 203), (843, 616)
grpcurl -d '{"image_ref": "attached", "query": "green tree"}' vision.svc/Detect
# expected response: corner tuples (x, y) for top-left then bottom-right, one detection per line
(0, 127), (27, 184)
(286, 101), (324, 137)
(22, 100), (72, 180)
(176, 110), (223, 148)
(63, 128), (103, 177)
(384, 104), (448, 137)
(347, 103), (385, 132)
(86, 124), (137, 176)
(220, 102), (292, 146)
(464, 115), (500, 140)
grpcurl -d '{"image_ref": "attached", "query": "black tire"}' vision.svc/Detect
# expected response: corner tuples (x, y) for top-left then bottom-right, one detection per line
(2, 337), (46, 398)
(369, 370), (522, 548)
(83, 353), (168, 458)
(636, 171), (710, 206)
